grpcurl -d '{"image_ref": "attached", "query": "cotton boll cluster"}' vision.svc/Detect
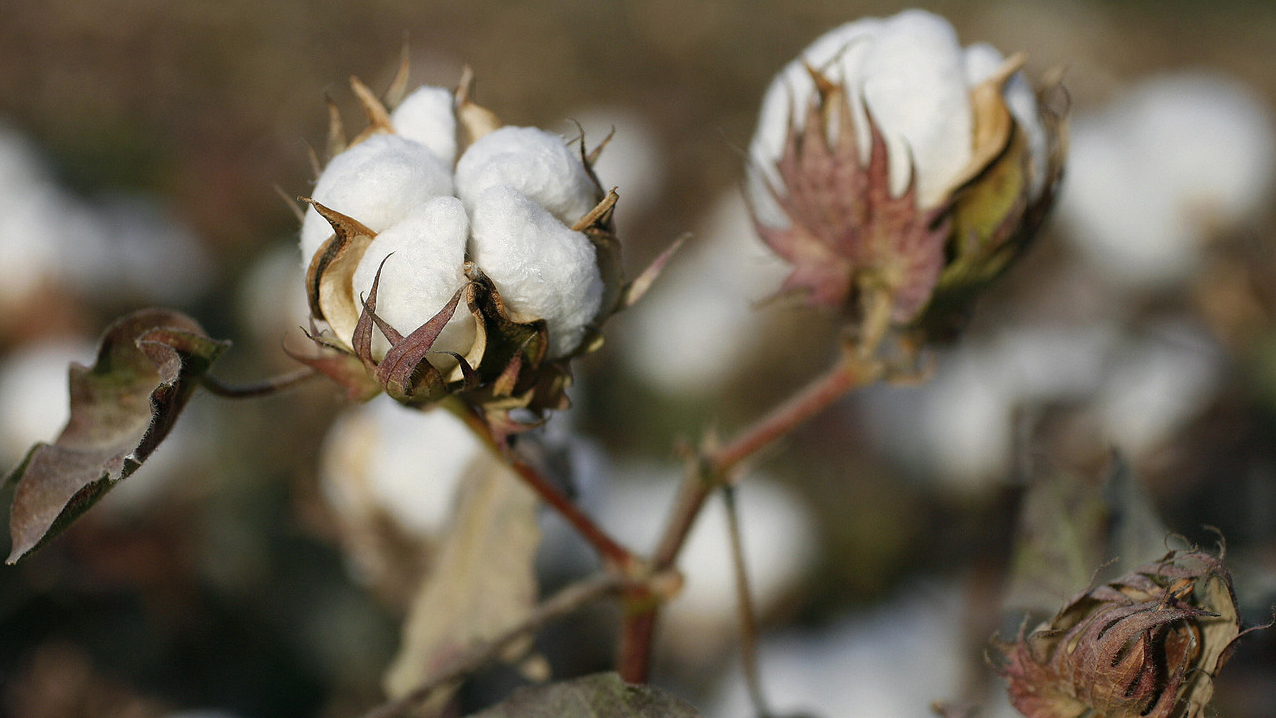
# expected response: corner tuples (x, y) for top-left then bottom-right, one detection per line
(1059, 72), (1276, 289)
(598, 466), (818, 659)
(860, 320), (1223, 488)
(707, 585), (967, 718)
(620, 191), (789, 397)
(318, 395), (486, 595)
(301, 86), (607, 362)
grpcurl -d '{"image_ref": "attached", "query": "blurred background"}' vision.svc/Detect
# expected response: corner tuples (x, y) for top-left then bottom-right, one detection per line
(2, 1), (1275, 716)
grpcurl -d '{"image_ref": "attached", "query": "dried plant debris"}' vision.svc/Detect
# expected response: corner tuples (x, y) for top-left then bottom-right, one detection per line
(467, 673), (701, 718)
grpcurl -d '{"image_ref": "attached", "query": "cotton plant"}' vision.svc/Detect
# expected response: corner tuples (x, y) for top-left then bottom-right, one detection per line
(5, 8), (1269, 718)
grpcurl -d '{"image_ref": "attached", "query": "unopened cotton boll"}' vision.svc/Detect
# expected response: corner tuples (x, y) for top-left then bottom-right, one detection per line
(351, 196), (474, 361)
(390, 85), (459, 167)
(469, 185), (604, 358)
(454, 126), (599, 226)
(300, 134), (454, 264)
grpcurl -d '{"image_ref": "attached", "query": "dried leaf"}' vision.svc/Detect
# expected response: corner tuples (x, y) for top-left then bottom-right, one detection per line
(6, 309), (228, 563)
(383, 448), (542, 713)
(467, 673), (701, 718)
(1003, 456), (1170, 616)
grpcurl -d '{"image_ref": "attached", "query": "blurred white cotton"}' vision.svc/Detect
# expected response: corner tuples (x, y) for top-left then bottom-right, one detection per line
(619, 191), (789, 397)
(0, 339), (93, 467)
(598, 466), (817, 658)
(1059, 72), (1276, 289)
(707, 585), (966, 718)
(559, 108), (665, 228)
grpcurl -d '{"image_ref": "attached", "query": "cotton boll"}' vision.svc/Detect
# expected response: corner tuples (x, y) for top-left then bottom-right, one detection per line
(390, 85), (458, 167)
(300, 134), (454, 265)
(1060, 73), (1276, 289)
(468, 185), (603, 358)
(708, 586), (966, 718)
(1098, 324), (1223, 455)
(857, 9), (972, 206)
(0, 127), (75, 308)
(351, 196), (474, 362)
(0, 339), (92, 467)
(454, 126), (599, 227)
(321, 396), (485, 540)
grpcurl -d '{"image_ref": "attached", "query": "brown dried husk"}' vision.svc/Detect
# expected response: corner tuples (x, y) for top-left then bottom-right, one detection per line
(996, 550), (1245, 718)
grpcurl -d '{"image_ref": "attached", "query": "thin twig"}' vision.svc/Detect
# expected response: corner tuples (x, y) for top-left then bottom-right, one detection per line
(447, 399), (638, 569)
(723, 485), (771, 718)
(359, 573), (626, 718)
(199, 367), (320, 398)
(619, 347), (886, 683)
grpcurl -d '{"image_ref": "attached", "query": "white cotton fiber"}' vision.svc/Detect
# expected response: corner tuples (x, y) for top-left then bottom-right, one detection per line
(468, 185), (603, 358)
(390, 85), (459, 167)
(454, 126), (598, 227)
(351, 196), (474, 360)
(300, 134), (454, 265)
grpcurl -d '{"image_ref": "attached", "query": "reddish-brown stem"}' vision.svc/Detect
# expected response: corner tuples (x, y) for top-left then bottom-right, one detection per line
(446, 399), (637, 570)
(618, 349), (884, 683)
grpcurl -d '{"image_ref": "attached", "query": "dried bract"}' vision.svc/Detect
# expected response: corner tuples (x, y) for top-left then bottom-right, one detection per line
(995, 550), (1247, 718)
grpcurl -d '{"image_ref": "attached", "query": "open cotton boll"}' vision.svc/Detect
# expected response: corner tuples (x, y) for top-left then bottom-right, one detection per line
(390, 85), (459, 167)
(351, 196), (474, 362)
(1060, 73), (1276, 288)
(469, 185), (603, 358)
(300, 134), (454, 265)
(454, 126), (599, 226)
(321, 395), (485, 540)
(855, 9), (972, 206)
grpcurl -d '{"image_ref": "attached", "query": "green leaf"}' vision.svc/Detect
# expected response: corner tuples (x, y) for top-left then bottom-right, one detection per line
(5, 309), (228, 563)
(467, 673), (701, 718)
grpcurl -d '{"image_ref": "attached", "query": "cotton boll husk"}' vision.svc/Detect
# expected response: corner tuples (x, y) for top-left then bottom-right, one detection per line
(620, 191), (789, 397)
(598, 467), (818, 659)
(468, 185), (603, 358)
(559, 108), (665, 228)
(1060, 72), (1276, 289)
(707, 586), (966, 718)
(390, 85), (458, 167)
(351, 196), (474, 362)
(454, 126), (598, 227)
(963, 42), (1049, 197)
(300, 134), (454, 265)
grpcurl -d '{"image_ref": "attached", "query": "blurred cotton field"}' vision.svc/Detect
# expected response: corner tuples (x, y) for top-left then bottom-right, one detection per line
(3, 2), (1276, 718)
